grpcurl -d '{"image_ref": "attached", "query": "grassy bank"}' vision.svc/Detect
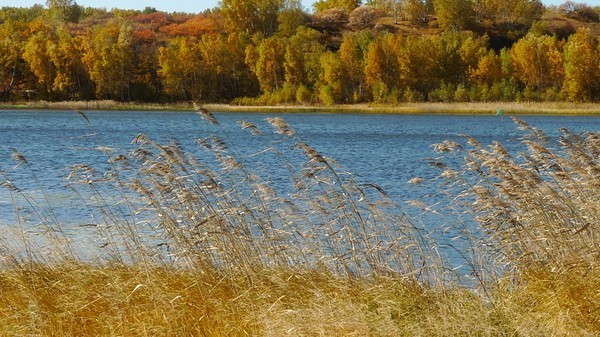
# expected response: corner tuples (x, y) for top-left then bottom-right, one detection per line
(206, 101), (600, 115)
(0, 265), (597, 336)
(2, 100), (600, 115)
(0, 112), (598, 335)
(0, 100), (193, 111)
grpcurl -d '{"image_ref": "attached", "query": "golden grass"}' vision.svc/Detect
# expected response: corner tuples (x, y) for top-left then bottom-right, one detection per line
(0, 100), (193, 111)
(2, 100), (600, 115)
(0, 264), (597, 336)
(0, 111), (598, 335)
(429, 117), (599, 276)
(207, 102), (600, 115)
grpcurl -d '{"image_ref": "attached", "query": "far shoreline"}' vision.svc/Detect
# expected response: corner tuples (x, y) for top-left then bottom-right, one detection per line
(1, 100), (600, 116)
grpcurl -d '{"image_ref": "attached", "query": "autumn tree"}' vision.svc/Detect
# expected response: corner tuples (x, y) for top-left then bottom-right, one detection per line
(433, 0), (475, 31)
(220, 0), (285, 36)
(81, 19), (135, 100)
(389, 0), (404, 23)
(257, 0), (286, 36)
(318, 51), (344, 104)
(198, 33), (258, 100)
(284, 27), (325, 100)
(247, 36), (286, 93)
(0, 19), (29, 99)
(158, 37), (205, 100)
(22, 20), (86, 99)
(22, 20), (57, 97)
(339, 31), (372, 102)
(469, 49), (502, 85)
(403, 0), (429, 25)
(398, 35), (438, 94)
(276, 0), (307, 37)
(49, 26), (86, 97)
(21, 18), (87, 100)
(480, 0), (543, 41)
(509, 33), (564, 91)
(395, 32), (488, 98)
(364, 42), (388, 101)
(363, 34), (401, 101)
(562, 28), (600, 101)
(313, 0), (362, 13)
(220, 0), (258, 34)
(46, 0), (83, 22)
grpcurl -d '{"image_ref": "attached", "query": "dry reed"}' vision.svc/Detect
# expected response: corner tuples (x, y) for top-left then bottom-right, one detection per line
(427, 117), (599, 285)
(0, 111), (598, 335)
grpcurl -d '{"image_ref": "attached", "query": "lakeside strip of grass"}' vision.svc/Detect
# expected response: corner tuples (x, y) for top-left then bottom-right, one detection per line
(0, 264), (597, 336)
(2, 100), (600, 115)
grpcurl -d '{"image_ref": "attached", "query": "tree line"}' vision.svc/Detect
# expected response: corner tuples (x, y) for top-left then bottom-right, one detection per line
(1, 0), (599, 104)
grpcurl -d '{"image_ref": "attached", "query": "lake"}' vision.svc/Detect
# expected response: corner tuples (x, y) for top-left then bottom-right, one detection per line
(1, 110), (598, 265)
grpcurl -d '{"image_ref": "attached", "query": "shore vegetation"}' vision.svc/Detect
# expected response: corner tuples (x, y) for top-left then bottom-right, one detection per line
(2, 100), (600, 115)
(1, 1), (600, 106)
(0, 111), (597, 335)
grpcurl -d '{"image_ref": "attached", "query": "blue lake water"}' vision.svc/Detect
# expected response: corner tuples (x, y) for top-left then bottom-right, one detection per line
(1, 110), (599, 264)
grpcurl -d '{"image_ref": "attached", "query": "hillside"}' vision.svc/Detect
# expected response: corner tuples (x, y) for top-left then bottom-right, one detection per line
(1, 1), (600, 104)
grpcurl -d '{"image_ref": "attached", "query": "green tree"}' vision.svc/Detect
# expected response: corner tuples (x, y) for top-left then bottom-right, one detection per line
(435, 31), (487, 85)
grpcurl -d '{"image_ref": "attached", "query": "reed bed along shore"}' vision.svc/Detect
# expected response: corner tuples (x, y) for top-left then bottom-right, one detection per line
(206, 101), (600, 115)
(0, 264), (597, 336)
(2, 100), (600, 115)
(0, 100), (193, 111)
(0, 109), (598, 336)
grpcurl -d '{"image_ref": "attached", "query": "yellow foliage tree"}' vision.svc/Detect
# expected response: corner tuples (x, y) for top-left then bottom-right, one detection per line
(510, 33), (564, 91)
(563, 28), (600, 102)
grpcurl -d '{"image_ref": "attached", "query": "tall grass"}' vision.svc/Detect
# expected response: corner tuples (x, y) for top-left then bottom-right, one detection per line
(428, 117), (598, 281)
(0, 111), (598, 335)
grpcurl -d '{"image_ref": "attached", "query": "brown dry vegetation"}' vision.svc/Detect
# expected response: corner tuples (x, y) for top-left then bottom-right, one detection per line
(0, 112), (598, 335)
(2, 2), (600, 104)
(0, 264), (598, 336)
(3, 100), (600, 115)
